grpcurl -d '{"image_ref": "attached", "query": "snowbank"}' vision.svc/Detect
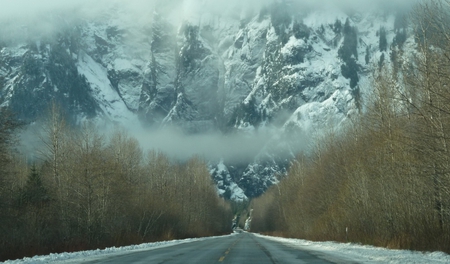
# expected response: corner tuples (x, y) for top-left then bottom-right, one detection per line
(256, 234), (450, 264)
(3, 235), (234, 264)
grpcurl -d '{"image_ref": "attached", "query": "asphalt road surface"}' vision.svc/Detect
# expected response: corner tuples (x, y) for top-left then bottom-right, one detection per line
(82, 232), (358, 264)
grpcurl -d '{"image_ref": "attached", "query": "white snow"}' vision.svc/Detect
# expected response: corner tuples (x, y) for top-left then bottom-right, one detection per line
(229, 182), (247, 202)
(216, 159), (228, 172)
(113, 58), (138, 72)
(76, 51), (139, 126)
(3, 235), (237, 264)
(213, 160), (247, 202)
(280, 36), (306, 58)
(256, 234), (450, 264)
(285, 89), (353, 135)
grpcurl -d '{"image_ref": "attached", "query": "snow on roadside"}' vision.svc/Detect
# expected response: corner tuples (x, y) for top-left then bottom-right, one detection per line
(3, 234), (236, 264)
(256, 234), (450, 264)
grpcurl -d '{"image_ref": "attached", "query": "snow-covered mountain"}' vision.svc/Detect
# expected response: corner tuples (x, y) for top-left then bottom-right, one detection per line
(0, 1), (411, 200)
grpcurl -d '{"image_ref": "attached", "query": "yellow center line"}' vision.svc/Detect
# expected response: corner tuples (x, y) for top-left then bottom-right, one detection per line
(218, 237), (241, 262)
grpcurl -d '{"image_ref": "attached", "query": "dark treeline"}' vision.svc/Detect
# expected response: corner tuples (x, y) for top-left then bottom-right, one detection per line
(0, 104), (232, 261)
(252, 0), (450, 253)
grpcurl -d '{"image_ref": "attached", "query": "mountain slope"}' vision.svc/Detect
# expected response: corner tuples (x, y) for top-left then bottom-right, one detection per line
(0, 2), (410, 200)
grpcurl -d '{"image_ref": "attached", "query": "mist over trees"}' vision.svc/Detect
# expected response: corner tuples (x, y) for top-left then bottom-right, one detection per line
(251, 0), (450, 253)
(0, 104), (231, 261)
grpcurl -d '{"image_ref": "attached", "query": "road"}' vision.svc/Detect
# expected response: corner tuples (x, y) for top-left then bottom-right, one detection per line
(82, 232), (358, 264)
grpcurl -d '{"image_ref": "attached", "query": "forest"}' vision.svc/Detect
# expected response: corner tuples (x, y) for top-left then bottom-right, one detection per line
(3, 0), (450, 261)
(0, 104), (232, 261)
(251, 0), (450, 253)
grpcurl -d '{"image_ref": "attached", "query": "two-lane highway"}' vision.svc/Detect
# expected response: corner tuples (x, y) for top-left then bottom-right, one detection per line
(81, 232), (358, 263)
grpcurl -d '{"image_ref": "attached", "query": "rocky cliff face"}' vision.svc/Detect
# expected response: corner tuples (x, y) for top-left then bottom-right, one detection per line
(0, 2), (410, 200)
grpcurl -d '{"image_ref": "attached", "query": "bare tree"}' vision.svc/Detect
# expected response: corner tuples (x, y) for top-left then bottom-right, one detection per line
(37, 102), (72, 233)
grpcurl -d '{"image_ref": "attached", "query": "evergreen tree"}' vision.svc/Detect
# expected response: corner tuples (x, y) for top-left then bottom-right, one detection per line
(340, 19), (358, 60)
(393, 29), (407, 48)
(338, 19), (359, 88)
(0, 109), (17, 176)
(293, 20), (310, 40)
(365, 46), (371, 65)
(379, 27), (387, 52)
(18, 164), (49, 207)
(379, 53), (385, 70)
(333, 19), (342, 34)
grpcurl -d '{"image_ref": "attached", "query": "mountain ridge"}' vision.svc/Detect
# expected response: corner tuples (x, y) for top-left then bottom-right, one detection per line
(0, 2), (411, 200)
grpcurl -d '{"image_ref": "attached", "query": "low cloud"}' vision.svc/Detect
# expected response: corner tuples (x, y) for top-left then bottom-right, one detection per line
(0, 0), (420, 42)
(131, 126), (275, 163)
(18, 120), (279, 164)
